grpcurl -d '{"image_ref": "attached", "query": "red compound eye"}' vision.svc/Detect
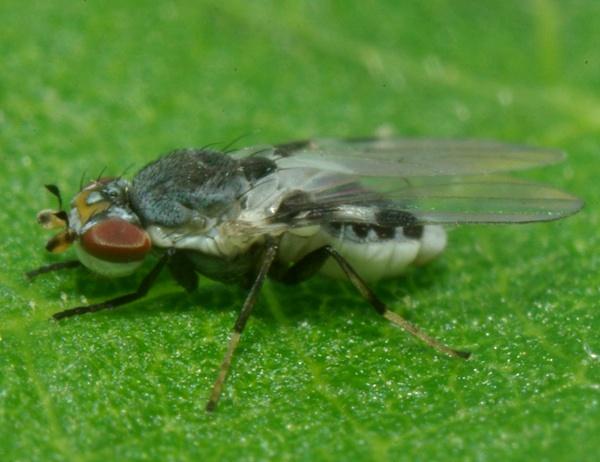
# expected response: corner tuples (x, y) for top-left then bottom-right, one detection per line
(81, 218), (151, 263)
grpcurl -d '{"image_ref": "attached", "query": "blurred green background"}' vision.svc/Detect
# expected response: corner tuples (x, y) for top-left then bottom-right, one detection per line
(1, 1), (599, 461)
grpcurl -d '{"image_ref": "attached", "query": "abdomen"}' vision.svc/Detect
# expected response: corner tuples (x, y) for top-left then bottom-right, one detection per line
(278, 223), (447, 282)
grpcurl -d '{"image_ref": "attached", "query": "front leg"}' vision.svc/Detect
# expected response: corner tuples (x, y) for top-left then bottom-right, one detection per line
(52, 250), (174, 320)
(26, 260), (82, 280)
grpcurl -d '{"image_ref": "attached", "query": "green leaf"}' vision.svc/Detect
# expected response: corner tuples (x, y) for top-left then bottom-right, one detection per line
(1, 1), (599, 461)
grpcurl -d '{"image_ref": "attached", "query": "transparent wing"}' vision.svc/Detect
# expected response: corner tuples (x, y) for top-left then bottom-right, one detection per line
(230, 137), (580, 231)
(231, 137), (566, 177)
(361, 176), (583, 224)
(263, 174), (583, 227)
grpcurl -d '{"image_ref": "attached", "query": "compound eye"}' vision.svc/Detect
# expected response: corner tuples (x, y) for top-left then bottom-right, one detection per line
(81, 219), (151, 263)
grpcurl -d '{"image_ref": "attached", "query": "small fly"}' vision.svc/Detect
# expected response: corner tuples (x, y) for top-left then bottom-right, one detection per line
(27, 137), (583, 411)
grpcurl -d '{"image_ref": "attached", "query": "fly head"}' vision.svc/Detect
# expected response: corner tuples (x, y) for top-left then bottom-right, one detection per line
(35, 177), (152, 277)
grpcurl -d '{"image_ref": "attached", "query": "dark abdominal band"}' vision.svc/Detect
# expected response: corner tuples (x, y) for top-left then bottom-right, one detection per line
(275, 192), (425, 242)
(327, 221), (424, 242)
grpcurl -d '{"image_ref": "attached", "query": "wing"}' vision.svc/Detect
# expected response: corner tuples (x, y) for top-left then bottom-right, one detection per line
(229, 138), (582, 233)
(385, 177), (583, 224)
(251, 175), (583, 228)
(231, 137), (566, 177)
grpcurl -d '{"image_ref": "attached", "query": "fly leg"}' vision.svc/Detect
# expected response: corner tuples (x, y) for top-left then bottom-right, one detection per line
(206, 240), (279, 412)
(323, 246), (470, 359)
(26, 260), (81, 280)
(273, 245), (468, 357)
(52, 250), (174, 321)
(269, 246), (331, 284)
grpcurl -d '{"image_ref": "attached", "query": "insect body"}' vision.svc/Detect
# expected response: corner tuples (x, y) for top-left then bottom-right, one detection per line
(28, 138), (583, 411)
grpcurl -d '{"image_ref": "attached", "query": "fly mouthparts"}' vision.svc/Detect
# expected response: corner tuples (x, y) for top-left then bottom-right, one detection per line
(45, 229), (76, 253)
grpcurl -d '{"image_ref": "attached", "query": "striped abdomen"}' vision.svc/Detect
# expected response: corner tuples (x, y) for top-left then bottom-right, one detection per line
(278, 222), (447, 282)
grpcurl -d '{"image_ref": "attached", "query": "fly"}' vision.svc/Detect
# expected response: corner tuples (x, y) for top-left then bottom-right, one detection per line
(26, 137), (583, 411)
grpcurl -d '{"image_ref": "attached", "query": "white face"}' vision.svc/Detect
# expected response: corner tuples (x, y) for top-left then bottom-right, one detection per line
(37, 178), (153, 277)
